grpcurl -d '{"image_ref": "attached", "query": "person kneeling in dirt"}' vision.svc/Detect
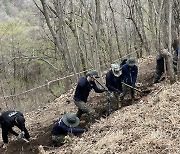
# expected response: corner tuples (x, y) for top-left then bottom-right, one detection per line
(121, 57), (138, 101)
(73, 70), (106, 123)
(153, 54), (166, 83)
(0, 110), (30, 149)
(106, 63), (123, 112)
(51, 113), (86, 146)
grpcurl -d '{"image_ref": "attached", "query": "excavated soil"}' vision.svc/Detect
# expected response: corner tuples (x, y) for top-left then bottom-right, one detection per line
(0, 56), (156, 154)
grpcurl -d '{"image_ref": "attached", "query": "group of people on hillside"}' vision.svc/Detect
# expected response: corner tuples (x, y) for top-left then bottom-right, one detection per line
(0, 57), (138, 148)
(51, 57), (138, 145)
(1, 39), (179, 148)
(51, 40), (179, 145)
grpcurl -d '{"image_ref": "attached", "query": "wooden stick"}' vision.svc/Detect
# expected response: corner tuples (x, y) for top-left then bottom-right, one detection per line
(121, 82), (142, 93)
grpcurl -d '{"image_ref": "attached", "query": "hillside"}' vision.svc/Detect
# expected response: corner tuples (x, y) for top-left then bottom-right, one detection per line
(0, 56), (180, 154)
(52, 81), (180, 154)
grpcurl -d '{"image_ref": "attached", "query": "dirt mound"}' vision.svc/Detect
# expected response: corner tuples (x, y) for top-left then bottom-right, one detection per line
(0, 124), (53, 154)
(48, 81), (180, 154)
(0, 56), (157, 153)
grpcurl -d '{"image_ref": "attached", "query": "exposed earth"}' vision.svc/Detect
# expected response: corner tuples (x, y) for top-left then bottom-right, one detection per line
(1, 56), (179, 154)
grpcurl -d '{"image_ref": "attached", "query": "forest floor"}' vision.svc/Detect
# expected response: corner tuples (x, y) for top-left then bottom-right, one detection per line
(1, 56), (180, 154)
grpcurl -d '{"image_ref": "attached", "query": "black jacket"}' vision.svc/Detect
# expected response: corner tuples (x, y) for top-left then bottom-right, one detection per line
(74, 76), (105, 102)
(51, 119), (85, 136)
(106, 70), (122, 92)
(0, 110), (30, 143)
(156, 55), (165, 73)
(122, 64), (138, 86)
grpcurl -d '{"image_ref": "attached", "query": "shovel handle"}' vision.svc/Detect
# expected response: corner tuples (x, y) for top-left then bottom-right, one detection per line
(92, 76), (109, 91)
(121, 82), (142, 93)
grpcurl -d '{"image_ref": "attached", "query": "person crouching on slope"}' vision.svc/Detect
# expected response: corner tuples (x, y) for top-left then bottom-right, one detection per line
(51, 113), (86, 146)
(0, 110), (30, 149)
(73, 70), (106, 123)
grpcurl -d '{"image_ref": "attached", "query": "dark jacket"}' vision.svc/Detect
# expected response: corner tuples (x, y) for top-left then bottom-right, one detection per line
(156, 55), (165, 73)
(173, 48), (179, 66)
(122, 64), (138, 86)
(51, 119), (85, 135)
(0, 110), (30, 143)
(120, 59), (127, 68)
(74, 76), (105, 102)
(106, 70), (122, 92)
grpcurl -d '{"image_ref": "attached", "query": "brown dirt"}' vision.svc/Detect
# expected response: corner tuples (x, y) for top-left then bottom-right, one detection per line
(0, 124), (54, 154)
(0, 56), (157, 154)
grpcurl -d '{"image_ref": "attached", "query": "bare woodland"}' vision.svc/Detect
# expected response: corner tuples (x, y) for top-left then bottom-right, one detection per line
(0, 0), (179, 112)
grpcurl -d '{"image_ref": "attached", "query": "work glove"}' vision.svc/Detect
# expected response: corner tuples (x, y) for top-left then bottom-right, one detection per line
(17, 131), (25, 139)
(2, 143), (8, 149)
(109, 92), (114, 98)
(64, 135), (72, 144)
(119, 93), (124, 101)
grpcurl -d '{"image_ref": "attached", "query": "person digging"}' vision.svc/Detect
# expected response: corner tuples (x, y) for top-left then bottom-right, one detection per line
(121, 57), (138, 101)
(73, 70), (106, 124)
(0, 110), (30, 149)
(51, 113), (86, 146)
(106, 63), (123, 113)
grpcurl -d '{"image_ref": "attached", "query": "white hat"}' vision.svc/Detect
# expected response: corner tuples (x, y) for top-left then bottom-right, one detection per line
(111, 64), (121, 77)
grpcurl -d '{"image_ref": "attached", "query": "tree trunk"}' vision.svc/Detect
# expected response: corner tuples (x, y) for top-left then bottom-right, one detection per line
(135, 0), (151, 54)
(162, 49), (175, 84)
(40, 0), (71, 83)
(168, 0), (173, 54)
(80, 0), (96, 68)
(57, 1), (78, 82)
(148, 0), (156, 51)
(92, 0), (102, 81)
(109, 0), (122, 59)
(178, 25), (180, 80)
(69, 0), (87, 74)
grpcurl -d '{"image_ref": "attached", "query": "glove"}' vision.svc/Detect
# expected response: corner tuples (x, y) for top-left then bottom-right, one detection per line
(119, 93), (124, 101)
(2, 143), (8, 149)
(17, 131), (25, 139)
(64, 135), (72, 144)
(110, 92), (114, 98)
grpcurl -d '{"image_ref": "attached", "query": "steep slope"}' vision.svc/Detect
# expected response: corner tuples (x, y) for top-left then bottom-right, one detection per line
(48, 81), (180, 154)
(3, 56), (177, 154)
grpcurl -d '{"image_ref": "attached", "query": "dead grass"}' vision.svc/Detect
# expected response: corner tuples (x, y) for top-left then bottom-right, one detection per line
(2, 56), (180, 154)
(47, 82), (180, 154)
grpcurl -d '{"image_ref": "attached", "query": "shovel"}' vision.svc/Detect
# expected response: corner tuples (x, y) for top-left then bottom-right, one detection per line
(121, 82), (151, 96)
